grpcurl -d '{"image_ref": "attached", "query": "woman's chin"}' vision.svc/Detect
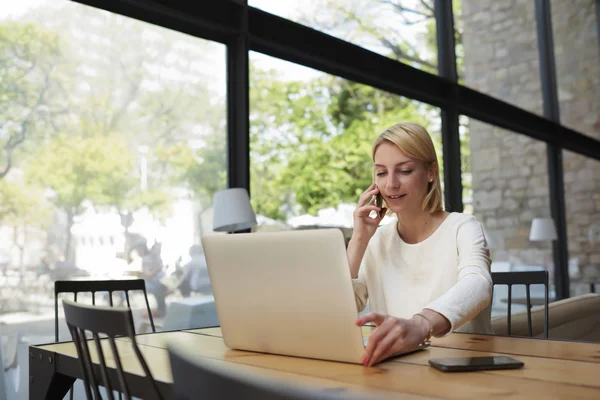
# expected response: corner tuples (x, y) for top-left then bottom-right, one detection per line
(386, 204), (406, 214)
(387, 203), (416, 216)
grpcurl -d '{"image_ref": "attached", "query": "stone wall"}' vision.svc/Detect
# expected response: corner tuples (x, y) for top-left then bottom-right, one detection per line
(462, 0), (600, 295)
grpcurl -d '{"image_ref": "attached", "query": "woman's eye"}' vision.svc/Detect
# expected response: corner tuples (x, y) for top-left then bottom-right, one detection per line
(400, 170), (413, 175)
(376, 172), (386, 177)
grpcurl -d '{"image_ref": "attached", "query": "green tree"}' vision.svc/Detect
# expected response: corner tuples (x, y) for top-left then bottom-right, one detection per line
(20, 3), (223, 145)
(283, 79), (436, 214)
(8, 4), (227, 242)
(91, 143), (171, 235)
(0, 179), (51, 277)
(155, 130), (227, 235)
(292, 0), (470, 210)
(25, 132), (159, 259)
(0, 21), (67, 179)
(249, 63), (439, 219)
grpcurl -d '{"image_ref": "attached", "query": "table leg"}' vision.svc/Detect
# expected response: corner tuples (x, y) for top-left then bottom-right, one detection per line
(29, 346), (75, 400)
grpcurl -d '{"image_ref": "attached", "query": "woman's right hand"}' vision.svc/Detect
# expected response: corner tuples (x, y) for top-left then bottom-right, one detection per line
(352, 184), (386, 242)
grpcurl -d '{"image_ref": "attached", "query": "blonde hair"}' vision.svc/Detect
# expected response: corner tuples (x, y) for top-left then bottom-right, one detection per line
(372, 122), (443, 213)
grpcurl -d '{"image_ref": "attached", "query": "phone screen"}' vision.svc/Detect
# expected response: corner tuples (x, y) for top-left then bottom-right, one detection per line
(429, 356), (524, 372)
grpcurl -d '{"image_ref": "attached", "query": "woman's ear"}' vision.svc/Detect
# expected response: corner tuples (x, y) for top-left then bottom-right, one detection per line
(428, 162), (438, 182)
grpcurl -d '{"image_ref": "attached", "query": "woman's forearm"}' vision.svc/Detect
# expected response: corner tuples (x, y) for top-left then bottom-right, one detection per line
(347, 236), (369, 278)
(423, 272), (492, 332)
(416, 309), (452, 337)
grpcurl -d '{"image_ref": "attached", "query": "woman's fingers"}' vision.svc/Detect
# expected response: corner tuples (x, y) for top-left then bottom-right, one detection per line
(363, 323), (394, 366)
(367, 328), (400, 367)
(357, 184), (379, 207)
(355, 205), (381, 217)
(356, 312), (386, 327)
(360, 315), (397, 366)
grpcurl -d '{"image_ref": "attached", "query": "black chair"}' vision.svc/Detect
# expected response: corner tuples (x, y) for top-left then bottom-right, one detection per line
(492, 271), (549, 338)
(167, 342), (376, 400)
(55, 279), (156, 342)
(62, 299), (163, 400)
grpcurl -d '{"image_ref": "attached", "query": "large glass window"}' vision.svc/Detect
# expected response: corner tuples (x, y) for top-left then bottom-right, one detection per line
(1, 1), (225, 397)
(563, 151), (600, 296)
(454, 0), (544, 115)
(249, 52), (442, 239)
(461, 117), (554, 317)
(551, 0), (600, 140)
(250, 0), (438, 75)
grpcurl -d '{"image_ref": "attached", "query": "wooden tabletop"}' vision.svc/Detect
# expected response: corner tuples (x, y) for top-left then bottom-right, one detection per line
(33, 327), (600, 399)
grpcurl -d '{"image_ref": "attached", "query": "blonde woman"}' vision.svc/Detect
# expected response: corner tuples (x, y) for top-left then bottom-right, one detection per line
(349, 122), (493, 367)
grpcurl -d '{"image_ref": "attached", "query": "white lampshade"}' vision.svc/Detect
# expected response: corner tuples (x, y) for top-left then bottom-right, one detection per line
(212, 188), (257, 233)
(529, 217), (557, 241)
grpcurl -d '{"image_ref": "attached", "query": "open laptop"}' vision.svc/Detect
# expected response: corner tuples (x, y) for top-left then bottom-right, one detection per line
(201, 229), (428, 364)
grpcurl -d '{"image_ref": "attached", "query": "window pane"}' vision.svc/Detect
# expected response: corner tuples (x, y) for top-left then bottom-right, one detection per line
(250, 0), (438, 74)
(551, 0), (600, 139)
(1, 1), (225, 396)
(250, 52), (443, 238)
(563, 150), (600, 296)
(455, 0), (543, 115)
(461, 117), (555, 317)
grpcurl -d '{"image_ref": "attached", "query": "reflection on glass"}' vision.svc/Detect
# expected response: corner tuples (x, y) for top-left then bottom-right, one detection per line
(550, 0), (600, 140)
(250, 52), (442, 239)
(250, 0), (438, 74)
(460, 117), (554, 316)
(563, 151), (600, 297)
(454, 0), (543, 115)
(0, 1), (225, 397)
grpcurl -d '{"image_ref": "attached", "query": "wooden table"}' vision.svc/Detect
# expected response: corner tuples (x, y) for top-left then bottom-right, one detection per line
(29, 326), (600, 399)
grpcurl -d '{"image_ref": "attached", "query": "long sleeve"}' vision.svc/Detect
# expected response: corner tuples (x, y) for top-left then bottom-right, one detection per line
(425, 216), (493, 332)
(352, 276), (368, 312)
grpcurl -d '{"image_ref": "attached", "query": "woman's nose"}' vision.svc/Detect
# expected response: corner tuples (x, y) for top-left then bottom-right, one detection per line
(386, 174), (400, 189)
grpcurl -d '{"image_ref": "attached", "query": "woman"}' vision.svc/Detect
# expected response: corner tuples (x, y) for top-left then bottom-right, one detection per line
(349, 122), (493, 367)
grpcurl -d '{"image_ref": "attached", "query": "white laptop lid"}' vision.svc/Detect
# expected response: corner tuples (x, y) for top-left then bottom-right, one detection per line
(201, 229), (365, 364)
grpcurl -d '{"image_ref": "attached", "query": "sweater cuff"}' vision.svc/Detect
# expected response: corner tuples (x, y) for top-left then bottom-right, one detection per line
(421, 307), (456, 337)
(352, 278), (368, 312)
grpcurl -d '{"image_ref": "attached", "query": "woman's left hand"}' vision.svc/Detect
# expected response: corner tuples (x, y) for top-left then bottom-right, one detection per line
(356, 312), (431, 367)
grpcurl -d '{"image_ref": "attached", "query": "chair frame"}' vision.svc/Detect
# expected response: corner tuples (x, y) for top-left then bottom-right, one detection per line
(492, 271), (549, 338)
(55, 279), (155, 342)
(62, 299), (163, 400)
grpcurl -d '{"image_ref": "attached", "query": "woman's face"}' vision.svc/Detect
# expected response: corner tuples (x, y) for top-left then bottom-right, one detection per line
(373, 141), (434, 215)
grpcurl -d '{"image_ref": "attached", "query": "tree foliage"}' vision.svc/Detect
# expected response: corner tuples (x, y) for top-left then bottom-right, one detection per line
(0, 21), (67, 179)
(249, 64), (439, 218)
(25, 131), (166, 256)
(1, 0), (467, 249)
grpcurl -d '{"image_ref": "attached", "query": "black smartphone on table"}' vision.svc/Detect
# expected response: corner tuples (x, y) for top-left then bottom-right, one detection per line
(428, 356), (524, 372)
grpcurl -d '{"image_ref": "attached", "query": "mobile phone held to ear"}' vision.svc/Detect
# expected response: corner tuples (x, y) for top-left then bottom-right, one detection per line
(372, 190), (384, 218)
(428, 356), (524, 372)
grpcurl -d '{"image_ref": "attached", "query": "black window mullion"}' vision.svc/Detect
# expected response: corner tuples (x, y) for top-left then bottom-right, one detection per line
(435, 0), (462, 212)
(535, 0), (569, 300)
(227, 0), (250, 193)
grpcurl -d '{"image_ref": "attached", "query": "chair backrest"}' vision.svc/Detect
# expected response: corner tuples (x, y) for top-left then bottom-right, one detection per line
(55, 279), (155, 342)
(491, 271), (549, 338)
(62, 299), (163, 400)
(167, 341), (376, 400)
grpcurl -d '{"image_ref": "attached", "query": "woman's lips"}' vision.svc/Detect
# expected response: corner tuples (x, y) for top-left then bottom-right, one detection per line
(386, 194), (407, 201)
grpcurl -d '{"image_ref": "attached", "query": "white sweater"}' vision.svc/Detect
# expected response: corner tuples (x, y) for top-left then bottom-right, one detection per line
(352, 212), (494, 334)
